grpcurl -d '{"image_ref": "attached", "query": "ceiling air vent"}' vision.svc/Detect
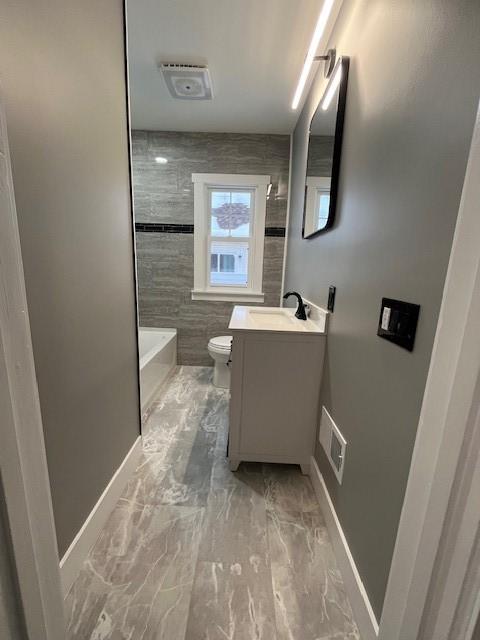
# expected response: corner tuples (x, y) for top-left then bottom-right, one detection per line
(159, 63), (213, 100)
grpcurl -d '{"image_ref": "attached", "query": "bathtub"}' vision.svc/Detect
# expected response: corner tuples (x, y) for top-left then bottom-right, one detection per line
(139, 328), (177, 413)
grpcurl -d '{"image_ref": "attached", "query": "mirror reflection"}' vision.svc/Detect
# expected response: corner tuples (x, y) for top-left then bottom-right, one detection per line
(303, 57), (349, 238)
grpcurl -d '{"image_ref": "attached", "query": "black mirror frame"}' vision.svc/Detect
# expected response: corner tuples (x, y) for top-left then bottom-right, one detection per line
(302, 56), (350, 239)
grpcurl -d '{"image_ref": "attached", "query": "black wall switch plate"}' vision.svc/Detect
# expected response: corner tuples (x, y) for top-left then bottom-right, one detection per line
(377, 298), (420, 351)
(328, 286), (336, 312)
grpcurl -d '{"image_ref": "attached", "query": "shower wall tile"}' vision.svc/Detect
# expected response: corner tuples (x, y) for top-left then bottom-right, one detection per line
(132, 131), (290, 227)
(307, 135), (334, 176)
(263, 237), (286, 301)
(131, 129), (148, 154)
(133, 131), (289, 365)
(136, 232), (285, 365)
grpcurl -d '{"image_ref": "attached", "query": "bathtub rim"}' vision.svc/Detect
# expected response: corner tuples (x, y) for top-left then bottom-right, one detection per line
(138, 327), (177, 370)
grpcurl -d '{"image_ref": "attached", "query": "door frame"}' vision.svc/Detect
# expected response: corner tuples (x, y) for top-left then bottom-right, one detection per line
(379, 100), (480, 639)
(0, 89), (65, 639)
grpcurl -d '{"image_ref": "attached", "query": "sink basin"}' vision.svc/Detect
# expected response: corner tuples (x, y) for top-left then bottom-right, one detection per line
(228, 306), (327, 334)
(248, 308), (297, 329)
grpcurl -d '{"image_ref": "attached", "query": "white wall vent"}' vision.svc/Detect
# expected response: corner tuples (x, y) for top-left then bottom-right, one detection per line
(319, 406), (347, 484)
(159, 63), (213, 100)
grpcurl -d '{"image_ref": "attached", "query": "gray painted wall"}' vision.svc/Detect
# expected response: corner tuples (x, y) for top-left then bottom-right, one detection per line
(133, 131), (289, 365)
(284, 0), (480, 619)
(0, 0), (140, 556)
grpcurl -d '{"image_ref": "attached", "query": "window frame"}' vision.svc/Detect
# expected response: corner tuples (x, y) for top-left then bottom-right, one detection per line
(191, 173), (270, 302)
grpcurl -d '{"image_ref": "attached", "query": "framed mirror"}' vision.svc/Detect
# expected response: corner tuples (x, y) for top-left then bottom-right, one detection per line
(302, 56), (349, 238)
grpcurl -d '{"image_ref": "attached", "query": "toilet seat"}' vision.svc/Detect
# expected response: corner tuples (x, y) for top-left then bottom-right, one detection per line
(208, 335), (232, 354)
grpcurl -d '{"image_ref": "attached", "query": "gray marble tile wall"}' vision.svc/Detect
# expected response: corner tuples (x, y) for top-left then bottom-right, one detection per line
(133, 131), (290, 365)
(307, 135), (334, 176)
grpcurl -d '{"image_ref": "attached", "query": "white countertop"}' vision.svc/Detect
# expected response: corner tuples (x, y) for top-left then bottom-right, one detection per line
(228, 305), (327, 334)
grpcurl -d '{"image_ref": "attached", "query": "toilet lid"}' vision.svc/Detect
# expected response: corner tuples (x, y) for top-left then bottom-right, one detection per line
(209, 335), (232, 351)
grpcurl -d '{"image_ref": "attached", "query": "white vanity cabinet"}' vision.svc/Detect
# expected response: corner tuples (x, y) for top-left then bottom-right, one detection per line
(227, 306), (327, 474)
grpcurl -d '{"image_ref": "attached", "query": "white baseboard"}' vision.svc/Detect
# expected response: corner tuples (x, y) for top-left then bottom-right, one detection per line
(310, 456), (379, 640)
(60, 436), (142, 596)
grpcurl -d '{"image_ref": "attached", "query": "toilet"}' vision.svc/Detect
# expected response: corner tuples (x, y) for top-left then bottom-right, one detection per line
(208, 335), (233, 388)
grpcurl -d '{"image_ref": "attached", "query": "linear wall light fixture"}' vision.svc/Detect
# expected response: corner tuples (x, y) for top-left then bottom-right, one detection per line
(291, 0), (336, 110)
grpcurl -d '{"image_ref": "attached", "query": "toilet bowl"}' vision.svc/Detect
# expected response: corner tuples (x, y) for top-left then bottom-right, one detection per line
(208, 335), (233, 388)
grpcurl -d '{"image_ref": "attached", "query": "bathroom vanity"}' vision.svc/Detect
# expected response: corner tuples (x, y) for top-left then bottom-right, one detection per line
(227, 305), (327, 474)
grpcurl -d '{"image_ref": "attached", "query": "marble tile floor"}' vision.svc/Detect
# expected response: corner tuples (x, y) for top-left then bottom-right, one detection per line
(65, 366), (360, 640)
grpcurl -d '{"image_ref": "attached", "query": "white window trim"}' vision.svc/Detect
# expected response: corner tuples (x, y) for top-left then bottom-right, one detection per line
(191, 173), (270, 302)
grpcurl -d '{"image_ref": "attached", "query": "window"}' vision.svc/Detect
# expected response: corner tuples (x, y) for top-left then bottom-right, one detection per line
(220, 254), (235, 273)
(210, 251), (237, 278)
(192, 173), (270, 302)
(317, 192), (331, 228)
(304, 177), (331, 236)
(208, 188), (251, 286)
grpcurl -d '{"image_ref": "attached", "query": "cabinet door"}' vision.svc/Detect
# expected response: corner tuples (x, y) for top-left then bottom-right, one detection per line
(238, 335), (324, 459)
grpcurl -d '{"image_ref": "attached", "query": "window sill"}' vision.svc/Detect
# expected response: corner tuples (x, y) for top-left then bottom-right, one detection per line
(191, 289), (265, 303)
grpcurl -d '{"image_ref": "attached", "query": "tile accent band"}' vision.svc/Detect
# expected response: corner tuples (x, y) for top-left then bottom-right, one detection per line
(265, 227), (286, 237)
(135, 223), (285, 237)
(135, 222), (194, 234)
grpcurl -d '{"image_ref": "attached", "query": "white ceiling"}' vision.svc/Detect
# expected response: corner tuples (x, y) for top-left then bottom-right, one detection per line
(126, 0), (331, 134)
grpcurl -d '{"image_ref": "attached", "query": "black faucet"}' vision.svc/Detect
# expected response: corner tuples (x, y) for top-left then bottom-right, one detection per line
(283, 291), (308, 321)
